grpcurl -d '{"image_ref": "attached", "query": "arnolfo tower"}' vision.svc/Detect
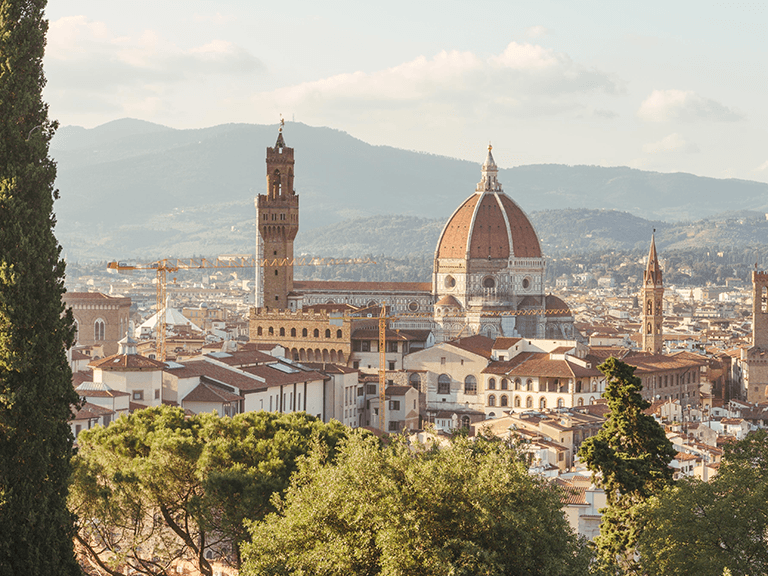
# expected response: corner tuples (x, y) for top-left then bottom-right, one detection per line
(255, 121), (299, 309)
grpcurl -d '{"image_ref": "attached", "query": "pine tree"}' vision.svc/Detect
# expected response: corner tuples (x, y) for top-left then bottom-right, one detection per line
(0, 1), (81, 574)
(578, 357), (676, 574)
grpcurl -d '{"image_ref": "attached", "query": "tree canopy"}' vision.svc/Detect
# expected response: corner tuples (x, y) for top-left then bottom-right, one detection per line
(242, 432), (591, 576)
(577, 357), (676, 572)
(0, 0), (81, 573)
(637, 430), (768, 576)
(70, 406), (347, 576)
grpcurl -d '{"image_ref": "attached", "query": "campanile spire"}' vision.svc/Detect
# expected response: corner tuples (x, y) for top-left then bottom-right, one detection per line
(641, 232), (664, 354)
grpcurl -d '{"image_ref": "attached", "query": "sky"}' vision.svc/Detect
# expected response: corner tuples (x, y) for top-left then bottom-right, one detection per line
(43, 1), (768, 183)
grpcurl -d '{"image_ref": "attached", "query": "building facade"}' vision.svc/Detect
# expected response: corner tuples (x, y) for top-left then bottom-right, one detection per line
(64, 292), (131, 356)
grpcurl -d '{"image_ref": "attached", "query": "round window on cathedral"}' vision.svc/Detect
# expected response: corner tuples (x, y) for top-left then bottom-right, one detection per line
(522, 277), (531, 289)
(482, 276), (496, 288)
(444, 276), (456, 289)
(408, 301), (419, 312)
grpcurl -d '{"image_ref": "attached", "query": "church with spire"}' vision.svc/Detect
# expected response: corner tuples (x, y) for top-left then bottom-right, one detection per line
(641, 233), (664, 354)
(250, 126), (576, 363)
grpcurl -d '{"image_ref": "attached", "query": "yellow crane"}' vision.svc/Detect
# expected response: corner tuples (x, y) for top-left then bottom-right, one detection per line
(107, 256), (375, 361)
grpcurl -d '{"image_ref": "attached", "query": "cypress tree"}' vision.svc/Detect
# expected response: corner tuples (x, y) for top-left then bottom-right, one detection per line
(0, 1), (81, 574)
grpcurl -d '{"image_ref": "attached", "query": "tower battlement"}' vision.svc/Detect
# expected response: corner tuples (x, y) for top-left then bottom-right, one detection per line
(753, 271), (768, 282)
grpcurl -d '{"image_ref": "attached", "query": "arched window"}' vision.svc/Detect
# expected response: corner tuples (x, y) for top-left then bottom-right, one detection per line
(279, 327), (285, 336)
(73, 320), (79, 344)
(291, 328), (296, 337)
(527, 379), (533, 391)
(526, 396), (533, 408)
(302, 328), (308, 337)
(498, 395), (507, 406)
(268, 327), (274, 335)
(578, 398), (584, 406)
(488, 378), (496, 390)
(540, 397), (546, 410)
(438, 374), (451, 395)
(575, 380), (582, 393)
(464, 375), (477, 395)
(257, 326), (263, 336)
(488, 394), (496, 407)
(501, 378), (509, 390)
(557, 398), (564, 408)
(337, 329), (342, 338)
(514, 396), (521, 407)
(94, 319), (105, 341)
(461, 415), (470, 428)
(409, 373), (420, 389)
(313, 328), (319, 338)
(514, 378), (521, 390)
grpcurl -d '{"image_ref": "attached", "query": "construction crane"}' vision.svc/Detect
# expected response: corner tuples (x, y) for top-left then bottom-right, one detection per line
(107, 256), (375, 361)
(373, 305), (571, 433)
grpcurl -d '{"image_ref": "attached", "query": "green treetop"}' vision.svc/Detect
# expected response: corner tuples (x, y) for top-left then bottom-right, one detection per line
(0, 1), (81, 574)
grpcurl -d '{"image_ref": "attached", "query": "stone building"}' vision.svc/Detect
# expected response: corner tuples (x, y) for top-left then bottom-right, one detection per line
(641, 234), (664, 354)
(249, 129), (575, 356)
(63, 292), (131, 356)
(737, 271), (768, 402)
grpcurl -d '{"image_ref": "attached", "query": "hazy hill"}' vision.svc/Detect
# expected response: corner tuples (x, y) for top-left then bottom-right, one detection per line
(50, 118), (768, 261)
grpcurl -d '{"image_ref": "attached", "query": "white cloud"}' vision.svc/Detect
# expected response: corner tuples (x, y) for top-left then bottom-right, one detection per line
(756, 160), (768, 172)
(47, 16), (262, 88)
(525, 25), (551, 38)
(642, 133), (699, 154)
(637, 89), (742, 122)
(248, 40), (622, 119)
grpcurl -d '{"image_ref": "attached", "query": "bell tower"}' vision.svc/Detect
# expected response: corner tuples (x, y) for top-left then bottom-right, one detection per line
(641, 232), (664, 354)
(255, 120), (299, 309)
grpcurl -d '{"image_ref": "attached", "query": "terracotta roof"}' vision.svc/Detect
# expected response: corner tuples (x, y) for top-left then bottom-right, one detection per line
(242, 364), (327, 388)
(483, 352), (601, 379)
(90, 354), (166, 371)
(545, 294), (571, 316)
(446, 334), (495, 359)
(301, 362), (359, 375)
(164, 359), (265, 392)
(72, 401), (115, 421)
(71, 349), (91, 361)
(435, 188), (541, 260)
(493, 337), (522, 350)
(294, 280), (431, 293)
(72, 370), (93, 387)
(183, 382), (243, 404)
(204, 349), (275, 367)
(385, 385), (413, 396)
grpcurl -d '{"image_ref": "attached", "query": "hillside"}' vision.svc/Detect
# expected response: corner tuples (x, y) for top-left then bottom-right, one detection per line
(50, 119), (768, 261)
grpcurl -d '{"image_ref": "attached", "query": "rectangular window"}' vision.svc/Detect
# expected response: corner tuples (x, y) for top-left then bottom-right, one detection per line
(440, 357), (446, 365)
(361, 341), (370, 352)
(357, 387), (364, 396)
(389, 400), (401, 411)
(388, 421), (399, 431)
(75, 424), (81, 436)
(366, 384), (377, 396)
(353, 361), (360, 369)
(133, 390), (144, 401)
(387, 341), (398, 353)
(388, 361), (396, 371)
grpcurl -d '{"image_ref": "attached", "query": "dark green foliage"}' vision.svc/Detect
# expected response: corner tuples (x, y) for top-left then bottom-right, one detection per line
(637, 430), (768, 576)
(0, 1), (81, 574)
(241, 433), (591, 576)
(70, 407), (347, 575)
(577, 358), (675, 573)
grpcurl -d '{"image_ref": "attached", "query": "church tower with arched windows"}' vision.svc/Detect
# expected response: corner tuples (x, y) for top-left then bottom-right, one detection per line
(255, 122), (299, 309)
(641, 233), (664, 354)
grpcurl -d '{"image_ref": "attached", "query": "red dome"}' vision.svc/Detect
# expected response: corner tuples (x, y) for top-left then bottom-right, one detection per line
(436, 191), (541, 260)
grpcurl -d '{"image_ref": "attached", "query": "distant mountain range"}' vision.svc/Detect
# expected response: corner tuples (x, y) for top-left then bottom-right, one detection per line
(50, 119), (768, 261)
